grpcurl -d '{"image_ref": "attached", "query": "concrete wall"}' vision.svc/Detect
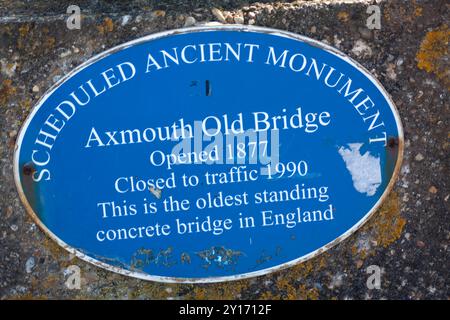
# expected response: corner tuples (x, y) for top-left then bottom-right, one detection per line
(0, 0), (448, 299)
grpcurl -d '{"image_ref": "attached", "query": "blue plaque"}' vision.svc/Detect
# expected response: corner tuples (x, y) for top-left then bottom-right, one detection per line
(14, 26), (403, 282)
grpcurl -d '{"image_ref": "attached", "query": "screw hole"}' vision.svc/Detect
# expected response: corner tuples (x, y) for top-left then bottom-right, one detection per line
(387, 137), (398, 148)
(205, 80), (211, 96)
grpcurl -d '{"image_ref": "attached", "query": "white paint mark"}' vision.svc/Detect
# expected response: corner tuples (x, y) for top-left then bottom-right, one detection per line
(1, 59), (17, 77)
(351, 39), (372, 58)
(121, 15), (132, 26)
(338, 143), (381, 196)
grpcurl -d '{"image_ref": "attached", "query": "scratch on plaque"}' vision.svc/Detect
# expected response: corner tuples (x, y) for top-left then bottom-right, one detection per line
(131, 247), (175, 270)
(255, 246), (282, 266)
(149, 186), (162, 199)
(255, 251), (272, 265)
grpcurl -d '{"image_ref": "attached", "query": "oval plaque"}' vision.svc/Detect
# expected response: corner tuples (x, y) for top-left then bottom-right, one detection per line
(14, 26), (403, 282)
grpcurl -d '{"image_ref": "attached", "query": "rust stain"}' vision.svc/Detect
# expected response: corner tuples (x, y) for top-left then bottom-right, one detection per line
(385, 136), (402, 186)
(22, 162), (35, 176)
(20, 161), (44, 221)
(387, 137), (399, 149)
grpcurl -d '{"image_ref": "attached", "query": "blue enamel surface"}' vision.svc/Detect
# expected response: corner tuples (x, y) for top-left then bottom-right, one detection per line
(17, 29), (401, 280)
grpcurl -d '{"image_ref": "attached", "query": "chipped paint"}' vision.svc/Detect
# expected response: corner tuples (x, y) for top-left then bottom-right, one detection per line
(196, 246), (243, 269)
(338, 143), (382, 196)
(131, 247), (176, 270)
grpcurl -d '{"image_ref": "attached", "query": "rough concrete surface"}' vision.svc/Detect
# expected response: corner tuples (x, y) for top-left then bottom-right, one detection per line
(0, 0), (448, 299)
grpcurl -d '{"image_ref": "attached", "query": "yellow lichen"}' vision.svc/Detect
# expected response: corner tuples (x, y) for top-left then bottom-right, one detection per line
(263, 253), (329, 300)
(18, 24), (30, 37)
(128, 282), (173, 299)
(372, 193), (406, 247)
(20, 98), (32, 112)
(17, 24), (31, 49)
(41, 234), (68, 259)
(153, 10), (166, 18)
(337, 11), (349, 23)
(0, 79), (16, 105)
(120, 250), (328, 300)
(190, 286), (208, 299)
(185, 279), (250, 300)
(40, 274), (61, 290)
(270, 279), (319, 300)
(351, 192), (406, 260)
(384, 1), (426, 25)
(43, 36), (56, 49)
(104, 18), (114, 32)
(97, 17), (114, 34)
(416, 25), (449, 88)
(34, 191), (404, 300)
(129, 252), (328, 300)
(415, 7), (423, 17)
(8, 292), (49, 300)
